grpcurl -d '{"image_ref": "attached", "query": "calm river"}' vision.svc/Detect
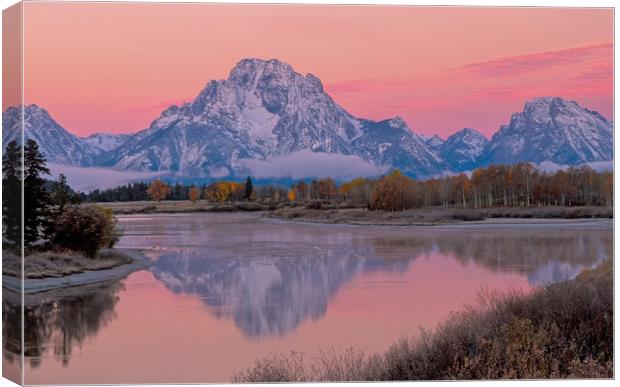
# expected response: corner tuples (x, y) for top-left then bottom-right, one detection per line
(4, 213), (612, 384)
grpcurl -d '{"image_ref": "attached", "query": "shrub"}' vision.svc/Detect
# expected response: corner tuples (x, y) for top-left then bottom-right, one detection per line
(233, 259), (613, 381)
(305, 201), (322, 210)
(449, 210), (485, 222)
(235, 202), (264, 212)
(51, 205), (121, 257)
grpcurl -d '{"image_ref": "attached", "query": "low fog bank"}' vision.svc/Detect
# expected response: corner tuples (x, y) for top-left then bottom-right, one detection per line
(239, 151), (388, 180)
(48, 163), (168, 192)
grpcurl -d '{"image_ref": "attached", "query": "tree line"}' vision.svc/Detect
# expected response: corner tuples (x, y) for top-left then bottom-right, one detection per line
(80, 162), (612, 211)
(3, 140), (119, 256)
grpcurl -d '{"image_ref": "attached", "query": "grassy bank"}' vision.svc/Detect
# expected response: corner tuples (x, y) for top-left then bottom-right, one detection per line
(2, 248), (133, 279)
(233, 258), (613, 381)
(269, 206), (613, 226)
(97, 200), (612, 224)
(96, 200), (273, 214)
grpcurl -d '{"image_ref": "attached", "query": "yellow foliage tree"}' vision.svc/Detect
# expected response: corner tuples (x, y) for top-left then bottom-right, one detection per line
(287, 189), (296, 202)
(204, 181), (245, 203)
(147, 179), (171, 202)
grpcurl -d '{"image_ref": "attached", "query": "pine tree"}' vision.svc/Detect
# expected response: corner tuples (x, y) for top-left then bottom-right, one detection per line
(51, 173), (72, 213)
(23, 139), (51, 248)
(2, 140), (22, 247)
(244, 176), (254, 201)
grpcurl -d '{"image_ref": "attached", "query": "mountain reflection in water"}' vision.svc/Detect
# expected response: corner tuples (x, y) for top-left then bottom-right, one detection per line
(3, 214), (610, 373)
(144, 215), (610, 338)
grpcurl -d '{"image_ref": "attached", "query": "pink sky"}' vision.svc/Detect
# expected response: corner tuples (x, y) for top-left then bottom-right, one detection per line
(7, 3), (614, 138)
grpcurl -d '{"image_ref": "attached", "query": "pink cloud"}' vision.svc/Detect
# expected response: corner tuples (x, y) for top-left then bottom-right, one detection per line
(450, 42), (612, 77)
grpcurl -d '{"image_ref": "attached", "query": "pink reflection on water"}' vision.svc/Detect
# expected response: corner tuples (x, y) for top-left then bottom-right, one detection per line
(24, 252), (530, 384)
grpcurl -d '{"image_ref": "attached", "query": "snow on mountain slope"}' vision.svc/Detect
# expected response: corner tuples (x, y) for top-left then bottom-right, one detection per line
(423, 134), (445, 150)
(480, 97), (613, 166)
(3, 77), (613, 180)
(2, 105), (96, 166)
(82, 132), (131, 153)
(101, 58), (443, 178)
(440, 128), (489, 172)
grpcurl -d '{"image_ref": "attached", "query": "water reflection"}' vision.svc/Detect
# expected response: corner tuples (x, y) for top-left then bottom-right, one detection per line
(152, 243), (410, 337)
(2, 281), (123, 368)
(370, 230), (610, 285)
(143, 215), (610, 338)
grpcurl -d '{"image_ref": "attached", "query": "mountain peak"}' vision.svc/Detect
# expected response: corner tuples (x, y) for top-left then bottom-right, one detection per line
(4, 104), (48, 116)
(2, 104), (95, 166)
(229, 58), (295, 85)
(453, 127), (486, 140)
(388, 116), (408, 129)
(484, 96), (613, 166)
(440, 127), (489, 171)
(522, 96), (589, 121)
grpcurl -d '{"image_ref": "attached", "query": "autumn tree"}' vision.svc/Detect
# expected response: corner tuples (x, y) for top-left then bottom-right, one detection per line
(370, 170), (415, 211)
(147, 179), (171, 202)
(293, 181), (308, 202)
(287, 189), (296, 202)
(189, 186), (200, 204)
(340, 177), (375, 205)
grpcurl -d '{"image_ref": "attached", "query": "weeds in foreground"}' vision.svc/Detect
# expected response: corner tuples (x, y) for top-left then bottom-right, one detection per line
(233, 259), (613, 381)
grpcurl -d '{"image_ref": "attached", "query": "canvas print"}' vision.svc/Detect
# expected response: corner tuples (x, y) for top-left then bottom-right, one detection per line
(1, 2), (614, 385)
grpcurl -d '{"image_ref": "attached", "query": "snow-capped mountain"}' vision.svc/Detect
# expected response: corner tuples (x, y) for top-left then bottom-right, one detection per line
(2, 105), (95, 166)
(2, 68), (613, 180)
(82, 132), (131, 153)
(424, 134), (445, 150)
(352, 117), (444, 177)
(480, 97), (613, 166)
(440, 128), (489, 172)
(99, 58), (444, 178)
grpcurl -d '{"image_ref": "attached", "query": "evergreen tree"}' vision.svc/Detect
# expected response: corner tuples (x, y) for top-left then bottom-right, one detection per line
(2, 140), (22, 247)
(51, 173), (72, 213)
(244, 176), (254, 201)
(23, 139), (51, 247)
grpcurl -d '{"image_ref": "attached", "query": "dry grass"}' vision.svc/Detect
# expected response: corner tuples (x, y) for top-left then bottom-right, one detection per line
(2, 248), (133, 279)
(96, 200), (612, 222)
(96, 200), (273, 214)
(233, 258), (613, 381)
(271, 207), (485, 225)
(269, 206), (612, 225)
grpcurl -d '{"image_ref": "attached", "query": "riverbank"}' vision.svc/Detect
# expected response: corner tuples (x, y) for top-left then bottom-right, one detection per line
(2, 248), (150, 294)
(96, 200), (272, 214)
(97, 200), (612, 224)
(233, 258), (613, 381)
(267, 206), (613, 226)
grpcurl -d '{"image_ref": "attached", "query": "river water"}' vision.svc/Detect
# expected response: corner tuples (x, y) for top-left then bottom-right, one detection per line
(4, 213), (612, 384)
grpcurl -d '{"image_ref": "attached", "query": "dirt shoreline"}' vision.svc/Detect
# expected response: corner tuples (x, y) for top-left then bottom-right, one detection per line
(2, 249), (151, 294)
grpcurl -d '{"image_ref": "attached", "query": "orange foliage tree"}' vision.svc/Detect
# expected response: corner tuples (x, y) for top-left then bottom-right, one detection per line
(147, 179), (171, 202)
(189, 186), (200, 204)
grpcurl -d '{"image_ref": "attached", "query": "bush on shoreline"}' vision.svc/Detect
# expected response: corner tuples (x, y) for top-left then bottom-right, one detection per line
(233, 259), (613, 382)
(51, 205), (121, 257)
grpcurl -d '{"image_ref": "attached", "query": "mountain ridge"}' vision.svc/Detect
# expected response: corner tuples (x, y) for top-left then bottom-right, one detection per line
(2, 59), (613, 180)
